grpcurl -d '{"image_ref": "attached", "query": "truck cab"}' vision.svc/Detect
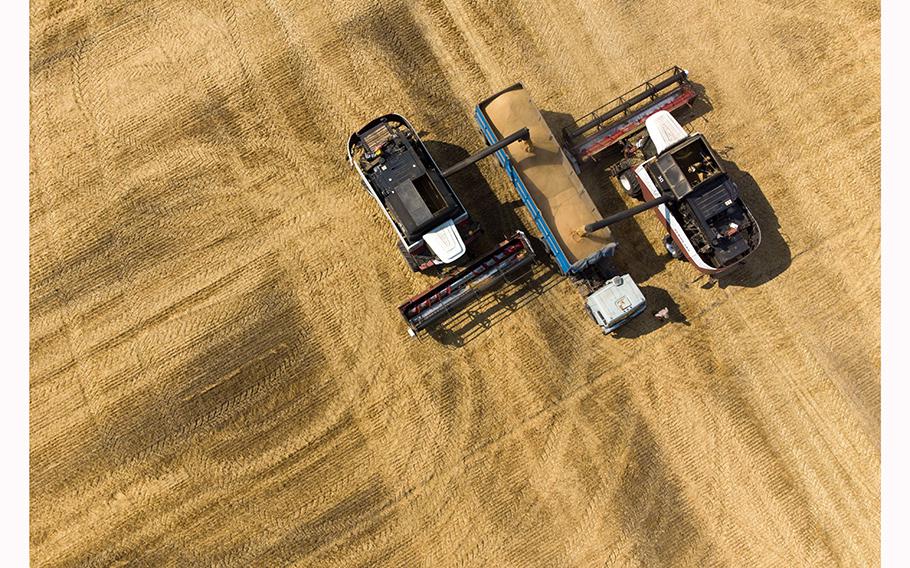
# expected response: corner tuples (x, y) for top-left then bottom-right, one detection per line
(585, 274), (647, 333)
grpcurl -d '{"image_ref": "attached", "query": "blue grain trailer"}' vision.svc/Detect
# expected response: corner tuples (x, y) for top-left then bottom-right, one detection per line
(475, 83), (646, 334)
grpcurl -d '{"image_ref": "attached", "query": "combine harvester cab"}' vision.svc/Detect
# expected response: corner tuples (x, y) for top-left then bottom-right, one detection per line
(632, 111), (762, 273)
(563, 67), (762, 275)
(475, 83), (647, 335)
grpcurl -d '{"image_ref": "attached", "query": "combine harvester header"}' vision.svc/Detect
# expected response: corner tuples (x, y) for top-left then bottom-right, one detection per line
(563, 66), (695, 168)
(398, 232), (534, 334)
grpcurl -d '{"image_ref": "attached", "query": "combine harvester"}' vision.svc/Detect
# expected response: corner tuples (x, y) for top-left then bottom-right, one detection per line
(348, 114), (538, 336)
(562, 67), (761, 275)
(474, 84), (647, 335)
(348, 114), (521, 271)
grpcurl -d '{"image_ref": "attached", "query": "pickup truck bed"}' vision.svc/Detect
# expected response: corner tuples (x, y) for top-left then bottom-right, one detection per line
(479, 85), (613, 268)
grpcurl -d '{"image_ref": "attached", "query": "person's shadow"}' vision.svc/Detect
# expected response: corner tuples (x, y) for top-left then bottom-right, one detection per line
(612, 285), (690, 338)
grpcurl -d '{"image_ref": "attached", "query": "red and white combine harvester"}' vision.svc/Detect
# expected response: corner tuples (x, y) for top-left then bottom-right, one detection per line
(564, 67), (761, 275)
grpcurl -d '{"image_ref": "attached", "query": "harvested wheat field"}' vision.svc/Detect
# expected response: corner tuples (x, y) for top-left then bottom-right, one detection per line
(30, 0), (880, 566)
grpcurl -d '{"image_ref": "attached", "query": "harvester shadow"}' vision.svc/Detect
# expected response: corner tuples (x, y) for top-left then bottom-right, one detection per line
(612, 285), (690, 339)
(713, 157), (790, 288)
(425, 258), (562, 348)
(540, 109), (671, 283)
(422, 140), (562, 347)
(681, 80), (714, 127)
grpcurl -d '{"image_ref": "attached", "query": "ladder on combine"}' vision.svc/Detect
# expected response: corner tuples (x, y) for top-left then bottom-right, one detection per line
(563, 66), (696, 166)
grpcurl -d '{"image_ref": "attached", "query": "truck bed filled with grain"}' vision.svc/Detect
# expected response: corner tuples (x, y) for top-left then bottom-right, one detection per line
(480, 85), (613, 265)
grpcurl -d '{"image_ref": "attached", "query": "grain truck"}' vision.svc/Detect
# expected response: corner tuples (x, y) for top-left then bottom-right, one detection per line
(474, 84), (647, 334)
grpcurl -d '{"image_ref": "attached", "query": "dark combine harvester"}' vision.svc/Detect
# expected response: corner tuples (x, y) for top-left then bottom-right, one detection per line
(348, 113), (535, 334)
(565, 67), (761, 275)
(348, 114), (480, 271)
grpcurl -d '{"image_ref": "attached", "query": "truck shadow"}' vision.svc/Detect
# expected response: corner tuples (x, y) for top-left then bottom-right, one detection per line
(421, 140), (563, 348)
(612, 285), (690, 339)
(712, 157), (790, 288)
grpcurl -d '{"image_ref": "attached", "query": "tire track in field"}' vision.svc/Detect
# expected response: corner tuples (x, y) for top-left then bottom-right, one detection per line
(32, 267), (325, 494)
(348, 2), (470, 136)
(32, 269), (340, 563)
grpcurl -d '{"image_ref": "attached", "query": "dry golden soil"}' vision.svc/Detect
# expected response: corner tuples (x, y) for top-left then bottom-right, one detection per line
(31, 1), (880, 566)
